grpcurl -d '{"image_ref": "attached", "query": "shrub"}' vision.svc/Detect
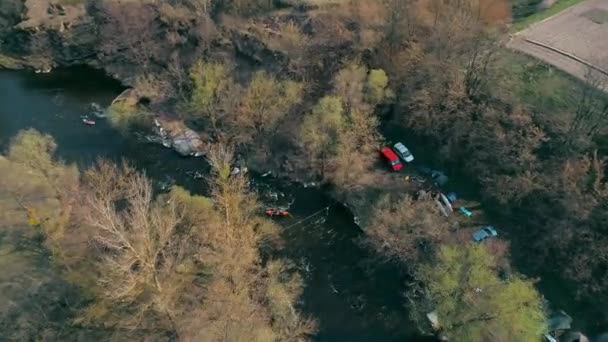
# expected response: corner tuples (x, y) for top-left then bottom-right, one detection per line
(107, 101), (150, 133)
(366, 69), (391, 104)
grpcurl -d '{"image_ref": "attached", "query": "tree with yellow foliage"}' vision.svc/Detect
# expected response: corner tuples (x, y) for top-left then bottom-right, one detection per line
(69, 145), (315, 340)
(412, 244), (546, 341)
(188, 60), (237, 132)
(236, 71), (303, 143)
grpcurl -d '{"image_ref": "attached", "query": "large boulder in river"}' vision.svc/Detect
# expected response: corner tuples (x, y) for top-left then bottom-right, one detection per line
(171, 129), (205, 157)
(155, 118), (206, 157)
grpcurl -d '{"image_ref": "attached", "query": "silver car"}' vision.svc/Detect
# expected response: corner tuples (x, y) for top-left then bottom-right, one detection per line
(393, 142), (414, 162)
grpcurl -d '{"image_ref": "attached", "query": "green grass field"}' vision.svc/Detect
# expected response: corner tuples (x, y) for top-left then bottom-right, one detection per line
(493, 50), (582, 119)
(511, 0), (587, 32)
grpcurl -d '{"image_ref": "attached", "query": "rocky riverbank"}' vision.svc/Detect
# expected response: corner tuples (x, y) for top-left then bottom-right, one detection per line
(0, 0), (291, 85)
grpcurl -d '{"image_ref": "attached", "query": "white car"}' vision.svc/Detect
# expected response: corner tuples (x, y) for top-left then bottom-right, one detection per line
(393, 142), (414, 162)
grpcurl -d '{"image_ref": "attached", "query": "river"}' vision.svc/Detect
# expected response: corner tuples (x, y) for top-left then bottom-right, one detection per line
(0, 68), (433, 340)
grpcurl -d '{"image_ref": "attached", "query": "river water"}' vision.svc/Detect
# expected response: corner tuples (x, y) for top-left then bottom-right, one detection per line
(0, 69), (431, 340)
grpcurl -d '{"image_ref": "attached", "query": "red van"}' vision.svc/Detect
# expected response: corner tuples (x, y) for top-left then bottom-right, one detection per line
(380, 147), (403, 171)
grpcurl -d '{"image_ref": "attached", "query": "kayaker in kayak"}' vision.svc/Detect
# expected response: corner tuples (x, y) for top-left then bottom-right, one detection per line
(81, 115), (95, 125)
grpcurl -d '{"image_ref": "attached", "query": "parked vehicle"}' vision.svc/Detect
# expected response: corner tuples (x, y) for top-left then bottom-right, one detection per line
(393, 142), (414, 162)
(431, 170), (448, 186)
(439, 193), (453, 212)
(81, 116), (95, 125)
(435, 200), (450, 217)
(447, 192), (458, 203)
(544, 310), (577, 342)
(459, 207), (473, 217)
(543, 333), (558, 342)
(380, 147), (403, 171)
(472, 226), (498, 242)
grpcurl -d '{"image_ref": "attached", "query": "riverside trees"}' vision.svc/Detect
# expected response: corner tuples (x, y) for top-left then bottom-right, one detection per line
(6, 0), (607, 335)
(187, 61), (303, 161)
(75, 148), (315, 340)
(2, 129), (79, 259)
(352, 0), (608, 309)
(296, 63), (388, 189)
(363, 194), (546, 338)
(0, 130), (315, 341)
(411, 245), (546, 341)
(364, 195), (451, 264)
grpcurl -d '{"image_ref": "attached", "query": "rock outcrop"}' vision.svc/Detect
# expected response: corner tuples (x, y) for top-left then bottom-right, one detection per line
(1, 0), (97, 71)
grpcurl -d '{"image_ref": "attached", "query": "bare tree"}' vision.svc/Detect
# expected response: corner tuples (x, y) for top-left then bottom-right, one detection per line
(365, 195), (451, 264)
(567, 67), (608, 146)
(184, 144), (316, 340)
(78, 161), (200, 337)
(327, 108), (380, 191)
(235, 71), (303, 144)
(463, 32), (502, 101)
(168, 52), (189, 102)
(98, 1), (160, 70)
(382, 0), (414, 50)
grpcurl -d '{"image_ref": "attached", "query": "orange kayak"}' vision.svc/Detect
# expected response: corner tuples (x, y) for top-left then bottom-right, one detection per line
(265, 209), (290, 216)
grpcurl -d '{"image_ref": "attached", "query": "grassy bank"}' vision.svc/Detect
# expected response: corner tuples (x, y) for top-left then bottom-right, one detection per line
(497, 51), (581, 112)
(511, 0), (587, 32)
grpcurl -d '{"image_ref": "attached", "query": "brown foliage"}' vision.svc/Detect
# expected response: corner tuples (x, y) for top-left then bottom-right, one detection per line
(327, 109), (380, 191)
(255, 20), (310, 59)
(547, 153), (608, 295)
(66, 145), (316, 340)
(185, 144), (317, 340)
(405, 61), (473, 142)
(466, 108), (546, 201)
(415, 0), (510, 30)
(3, 129), (80, 264)
(503, 151), (608, 298)
(77, 161), (200, 335)
(365, 195), (451, 264)
(376, 0), (506, 113)
(547, 151), (607, 219)
(134, 73), (176, 103)
(307, 10), (354, 47)
(233, 71), (303, 146)
(333, 63), (368, 111)
(407, 73), (546, 203)
(98, 1), (160, 69)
